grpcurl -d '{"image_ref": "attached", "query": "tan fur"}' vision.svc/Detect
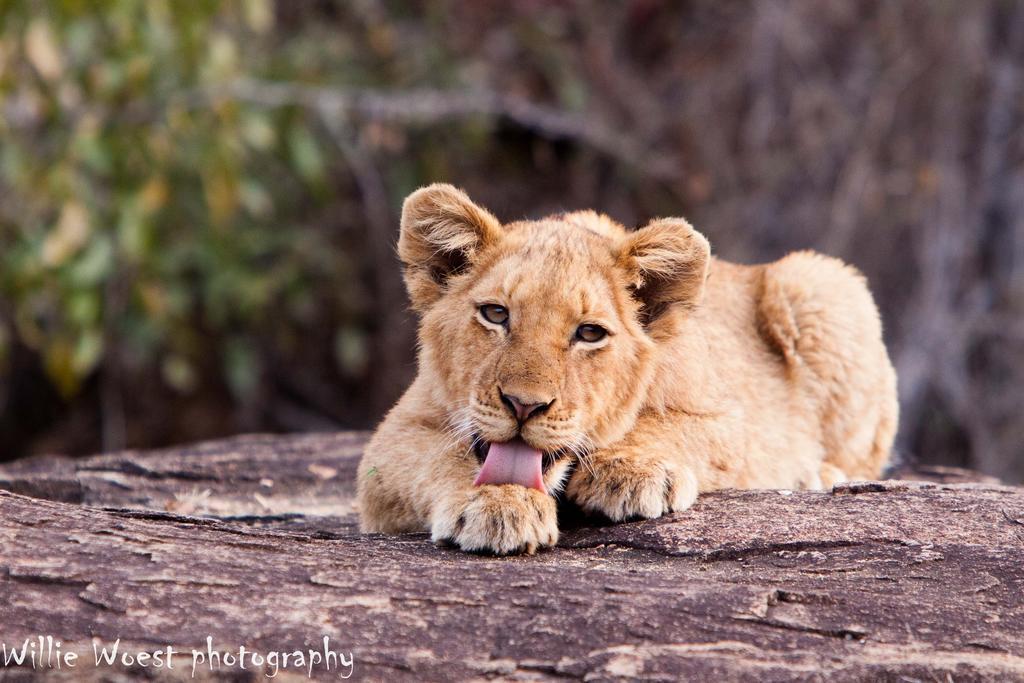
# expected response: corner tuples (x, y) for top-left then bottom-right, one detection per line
(358, 184), (898, 555)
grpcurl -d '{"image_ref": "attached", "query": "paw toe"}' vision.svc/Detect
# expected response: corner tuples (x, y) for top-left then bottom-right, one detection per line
(434, 485), (558, 555)
(569, 457), (697, 522)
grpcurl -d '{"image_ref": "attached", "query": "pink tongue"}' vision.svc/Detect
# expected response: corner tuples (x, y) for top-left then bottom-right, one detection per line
(473, 440), (545, 491)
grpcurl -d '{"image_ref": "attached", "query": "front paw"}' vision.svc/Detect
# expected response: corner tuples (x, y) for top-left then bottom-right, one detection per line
(431, 485), (559, 555)
(566, 452), (697, 522)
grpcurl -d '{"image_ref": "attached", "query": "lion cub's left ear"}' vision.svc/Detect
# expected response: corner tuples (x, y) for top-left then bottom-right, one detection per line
(620, 218), (711, 323)
(398, 184), (503, 311)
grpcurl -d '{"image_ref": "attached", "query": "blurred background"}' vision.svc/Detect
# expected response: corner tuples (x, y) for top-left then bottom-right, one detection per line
(0, 1), (1022, 482)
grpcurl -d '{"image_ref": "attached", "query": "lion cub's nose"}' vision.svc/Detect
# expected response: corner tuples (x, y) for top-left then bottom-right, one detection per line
(499, 390), (553, 423)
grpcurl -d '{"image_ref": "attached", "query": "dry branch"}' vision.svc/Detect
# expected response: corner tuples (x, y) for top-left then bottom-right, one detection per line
(213, 79), (677, 178)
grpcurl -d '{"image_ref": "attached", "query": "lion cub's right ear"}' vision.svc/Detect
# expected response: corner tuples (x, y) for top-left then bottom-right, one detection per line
(398, 184), (503, 311)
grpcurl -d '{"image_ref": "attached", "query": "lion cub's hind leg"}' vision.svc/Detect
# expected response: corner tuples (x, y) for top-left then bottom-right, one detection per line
(757, 251), (898, 481)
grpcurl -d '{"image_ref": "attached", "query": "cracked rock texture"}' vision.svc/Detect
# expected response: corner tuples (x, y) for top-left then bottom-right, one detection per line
(1, 432), (1023, 681)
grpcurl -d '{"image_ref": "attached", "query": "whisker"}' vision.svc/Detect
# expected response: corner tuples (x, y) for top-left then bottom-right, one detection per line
(566, 430), (597, 477)
(435, 400), (478, 458)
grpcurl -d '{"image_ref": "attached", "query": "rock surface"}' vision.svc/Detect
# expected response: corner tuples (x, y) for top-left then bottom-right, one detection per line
(1, 432), (1023, 681)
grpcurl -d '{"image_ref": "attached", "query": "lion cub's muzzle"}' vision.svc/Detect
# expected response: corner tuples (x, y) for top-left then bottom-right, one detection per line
(467, 386), (574, 491)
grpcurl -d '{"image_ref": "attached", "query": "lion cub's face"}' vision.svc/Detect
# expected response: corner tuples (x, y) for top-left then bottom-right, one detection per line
(398, 185), (710, 478)
(438, 220), (656, 459)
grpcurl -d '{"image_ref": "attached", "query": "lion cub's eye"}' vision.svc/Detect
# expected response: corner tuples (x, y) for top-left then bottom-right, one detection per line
(479, 304), (509, 326)
(575, 324), (608, 343)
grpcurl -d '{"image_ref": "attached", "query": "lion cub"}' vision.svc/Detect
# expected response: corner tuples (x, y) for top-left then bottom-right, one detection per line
(358, 184), (898, 555)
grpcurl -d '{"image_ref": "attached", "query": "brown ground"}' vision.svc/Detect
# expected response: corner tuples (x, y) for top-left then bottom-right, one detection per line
(1, 432), (1022, 681)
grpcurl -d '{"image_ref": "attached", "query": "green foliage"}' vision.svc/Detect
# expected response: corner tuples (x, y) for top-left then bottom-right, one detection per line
(0, 0), (357, 399)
